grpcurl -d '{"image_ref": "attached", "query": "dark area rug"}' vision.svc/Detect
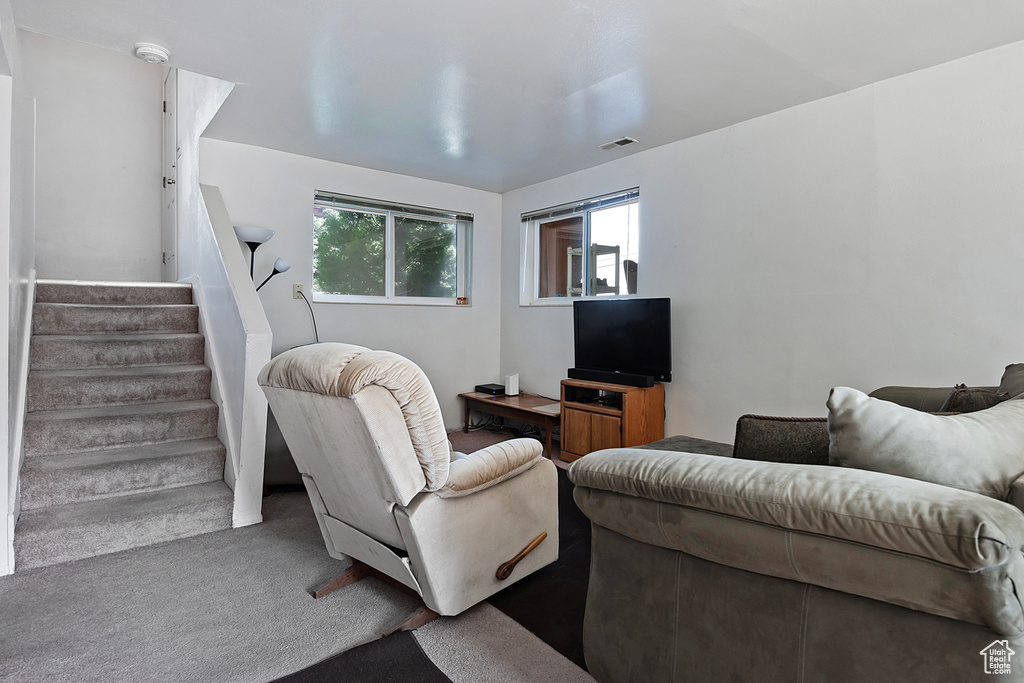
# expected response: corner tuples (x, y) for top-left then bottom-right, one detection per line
(488, 466), (591, 670)
(272, 630), (451, 683)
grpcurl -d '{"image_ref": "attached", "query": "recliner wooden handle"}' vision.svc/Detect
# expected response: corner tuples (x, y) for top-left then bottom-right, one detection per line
(496, 532), (548, 580)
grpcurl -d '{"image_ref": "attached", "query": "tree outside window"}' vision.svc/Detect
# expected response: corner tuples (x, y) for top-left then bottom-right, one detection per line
(312, 195), (470, 304)
(394, 216), (457, 298)
(314, 207), (386, 296)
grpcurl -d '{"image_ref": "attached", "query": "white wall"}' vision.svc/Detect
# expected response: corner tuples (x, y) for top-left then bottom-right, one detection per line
(28, 32), (163, 281)
(0, 0), (13, 77)
(0, 69), (14, 575)
(5, 20), (33, 576)
(199, 139), (504, 430)
(502, 40), (1024, 443)
(0, 0), (12, 576)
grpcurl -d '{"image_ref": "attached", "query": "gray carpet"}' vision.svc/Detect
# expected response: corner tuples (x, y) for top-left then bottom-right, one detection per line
(0, 490), (593, 682)
(0, 491), (420, 682)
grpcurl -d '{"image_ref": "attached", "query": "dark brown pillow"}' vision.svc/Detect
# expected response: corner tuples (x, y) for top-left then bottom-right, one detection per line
(733, 415), (829, 466)
(939, 384), (1010, 413)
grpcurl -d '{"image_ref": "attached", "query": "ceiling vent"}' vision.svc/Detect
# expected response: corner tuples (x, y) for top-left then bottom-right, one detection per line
(134, 43), (170, 65)
(599, 137), (638, 151)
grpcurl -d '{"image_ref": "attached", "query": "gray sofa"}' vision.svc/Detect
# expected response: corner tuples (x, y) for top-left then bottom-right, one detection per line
(568, 366), (1024, 682)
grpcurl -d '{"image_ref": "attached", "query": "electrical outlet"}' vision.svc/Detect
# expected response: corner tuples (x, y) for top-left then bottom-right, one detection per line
(293, 284), (303, 299)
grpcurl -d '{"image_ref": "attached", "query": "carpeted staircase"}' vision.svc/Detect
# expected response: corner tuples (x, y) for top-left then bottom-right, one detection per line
(14, 280), (234, 570)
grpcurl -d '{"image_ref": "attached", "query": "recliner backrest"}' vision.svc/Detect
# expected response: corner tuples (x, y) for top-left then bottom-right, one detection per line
(259, 343), (451, 547)
(335, 348), (450, 491)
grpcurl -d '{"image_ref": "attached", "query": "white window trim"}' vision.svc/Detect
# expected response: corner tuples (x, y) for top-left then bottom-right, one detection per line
(519, 190), (639, 307)
(312, 293), (464, 306)
(312, 195), (472, 306)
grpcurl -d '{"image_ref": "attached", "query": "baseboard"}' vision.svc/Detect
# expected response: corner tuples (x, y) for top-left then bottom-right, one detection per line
(1, 513), (12, 575)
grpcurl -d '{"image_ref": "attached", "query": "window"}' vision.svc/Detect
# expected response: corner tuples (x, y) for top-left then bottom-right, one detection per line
(522, 188), (639, 303)
(313, 192), (472, 304)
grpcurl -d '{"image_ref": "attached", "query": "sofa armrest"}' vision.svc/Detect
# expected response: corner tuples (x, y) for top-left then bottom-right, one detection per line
(437, 438), (543, 498)
(867, 385), (966, 412)
(570, 448), (1024, 568)
(1008, 473), (1024, 514)
(570, 448), (1024, 635)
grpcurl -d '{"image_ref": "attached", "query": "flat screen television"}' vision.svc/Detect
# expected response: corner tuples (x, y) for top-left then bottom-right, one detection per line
(571, 297), (672, 387)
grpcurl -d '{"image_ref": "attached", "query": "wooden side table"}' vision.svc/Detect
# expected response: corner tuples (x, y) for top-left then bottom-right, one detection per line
(458, 392), (561, 458)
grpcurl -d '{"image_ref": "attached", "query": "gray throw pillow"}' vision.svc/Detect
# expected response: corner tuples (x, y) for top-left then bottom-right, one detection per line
(827, 386), (1024, 499)
(733, 415), (829, 465)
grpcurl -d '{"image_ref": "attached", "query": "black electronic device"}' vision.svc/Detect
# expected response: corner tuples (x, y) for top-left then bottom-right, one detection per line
(475, 383), (505, 395)
(567, 367), (655, 387)
(569, 297), (672, 388)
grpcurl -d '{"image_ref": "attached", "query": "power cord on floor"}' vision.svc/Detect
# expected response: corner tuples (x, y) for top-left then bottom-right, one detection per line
(468, 416), (504, 431)
(298, 290), (320, 343)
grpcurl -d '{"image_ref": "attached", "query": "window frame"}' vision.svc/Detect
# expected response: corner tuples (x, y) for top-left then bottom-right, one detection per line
(312, 192), (472, 306)
(519, 188), (639, 307)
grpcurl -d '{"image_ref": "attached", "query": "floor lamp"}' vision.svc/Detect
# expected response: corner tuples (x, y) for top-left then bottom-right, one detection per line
(233, 225), (276, 279)
(257, 258), (291, 291)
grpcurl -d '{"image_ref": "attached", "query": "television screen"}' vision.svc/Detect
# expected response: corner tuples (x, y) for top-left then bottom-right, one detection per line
(573, 298), (672, 382)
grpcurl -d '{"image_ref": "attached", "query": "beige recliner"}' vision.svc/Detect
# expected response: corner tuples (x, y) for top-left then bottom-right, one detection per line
(258, 342), (558, 616)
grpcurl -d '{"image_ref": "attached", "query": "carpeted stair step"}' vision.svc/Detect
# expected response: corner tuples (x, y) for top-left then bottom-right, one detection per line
(35, 279), (193, 306)
(15, 279), (231, 572)
(19, 438), (226, 511)
(30, 333), (206, 370)
(23, 400), (219, 456)
(28, 365), (212, 411)
(13, 481), (233, 570)
(33, 303), (199, 335)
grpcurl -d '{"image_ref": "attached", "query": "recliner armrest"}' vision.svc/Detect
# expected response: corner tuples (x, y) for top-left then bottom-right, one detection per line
(437, 438), (543, 498)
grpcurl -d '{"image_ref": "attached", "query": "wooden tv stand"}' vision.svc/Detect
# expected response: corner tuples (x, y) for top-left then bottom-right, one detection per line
(560, 378), (665, 463)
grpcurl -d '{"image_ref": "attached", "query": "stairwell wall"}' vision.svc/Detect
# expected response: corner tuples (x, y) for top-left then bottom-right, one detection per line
(4, 20), (35, 576)
(0, 22), (13, 574)
(174, 70), (269, 527)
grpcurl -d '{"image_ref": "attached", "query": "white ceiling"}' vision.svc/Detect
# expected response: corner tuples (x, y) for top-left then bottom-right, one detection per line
(12, 1), (1024, 192)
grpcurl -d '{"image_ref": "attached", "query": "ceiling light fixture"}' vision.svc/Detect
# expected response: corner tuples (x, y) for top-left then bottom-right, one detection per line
(134, 42), (170, 65)
(599, 137), (638, 151)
